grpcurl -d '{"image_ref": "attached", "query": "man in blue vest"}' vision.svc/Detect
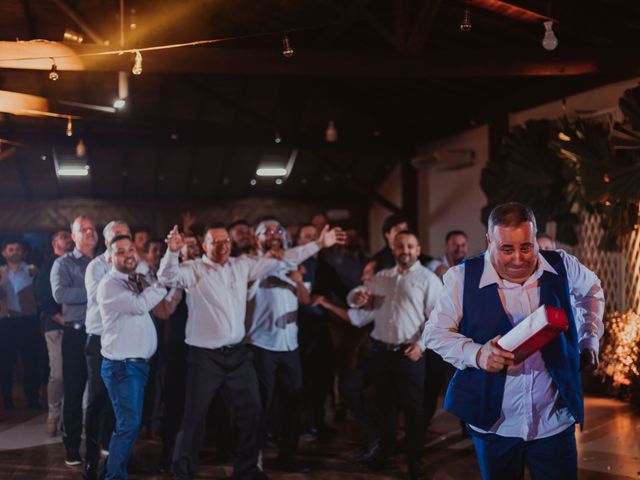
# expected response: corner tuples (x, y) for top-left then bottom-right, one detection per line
(417, 202), (604, 480)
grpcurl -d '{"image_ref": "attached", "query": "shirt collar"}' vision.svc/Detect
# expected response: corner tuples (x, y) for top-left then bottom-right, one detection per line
(478, 251), (557, 289)
(396, 260), (421, 276)
(110, 269), (130, 280)
(72, 248), (84, 259)
(201, 255), (228, 268)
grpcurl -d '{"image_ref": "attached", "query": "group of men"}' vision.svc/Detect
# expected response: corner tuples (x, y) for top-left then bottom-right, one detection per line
(0, 202), (604, 480)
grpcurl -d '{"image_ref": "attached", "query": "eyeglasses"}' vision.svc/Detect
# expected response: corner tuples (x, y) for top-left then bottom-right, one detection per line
(211, 238), (231, 246)
(265, 228), (284, 236)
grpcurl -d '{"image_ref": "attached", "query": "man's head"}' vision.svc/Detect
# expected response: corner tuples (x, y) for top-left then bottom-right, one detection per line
(144, 238), (164, 271)
(2, 240), (24, 265)
(71, 215), (98, 253)
(51, 229), (74, 257)
(108, 235), (138, 275)
(103, 221), (130, 248)
(361, 259), (377, 283)
(382, 214), (409, 247)
(229, 220), (253, 253)
(487, 202), (538, 284)
(296, 224), (318, 246)
(311, 213), (328, 234)
(133, 230), (150, 252)
(536, 233), (556, 251)
(203, 224), (232, 264)
(255, 220), (288, 253)
(444, 230), (468, 266)
(180, 234), (202, 261)
(392, 230), (421, 270)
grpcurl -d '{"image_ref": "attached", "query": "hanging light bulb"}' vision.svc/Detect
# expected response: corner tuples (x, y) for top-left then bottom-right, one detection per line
(132, 50), (143, 75)
(282, 35), (294, 58)
(129, 8), (137, 30)
(274, 131), (282, 144)
(49, 59), (59, 81)
(66, 117), (73, 137)
(460, 6), (471, 32)
(76, 139), (86, 157)
(325, 120), (338, 143)
(542, 20), (558, 50)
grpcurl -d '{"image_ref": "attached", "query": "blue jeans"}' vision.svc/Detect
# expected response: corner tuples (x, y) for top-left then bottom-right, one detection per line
(469, 425), (577, 480)
(101, 359), (149, 480)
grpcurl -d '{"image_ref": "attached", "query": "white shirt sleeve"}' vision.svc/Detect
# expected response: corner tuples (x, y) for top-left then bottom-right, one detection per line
(157, 251), (197, 288)
(559, 250), (605, 353)
(98, 278), (167, 316)
(420, 264), (483, 369)
(347, 308), (374, 327)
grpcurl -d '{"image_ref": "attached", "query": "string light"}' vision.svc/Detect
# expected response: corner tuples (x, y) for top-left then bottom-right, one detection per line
(597, 310), (640, 386)
(325, 120), (338, 143)
(66, 117), (73, 137)
(132, 50), (143, 75)
(76, 139), (86, 157)
(542, 20), (558, 50)
(49, 59), (59, 81)
(282, 34), (294, 58)
(460, 6), (472, 32)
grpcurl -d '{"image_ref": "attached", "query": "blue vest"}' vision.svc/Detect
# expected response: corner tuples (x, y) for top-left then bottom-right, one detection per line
(443, 250), (583, 430)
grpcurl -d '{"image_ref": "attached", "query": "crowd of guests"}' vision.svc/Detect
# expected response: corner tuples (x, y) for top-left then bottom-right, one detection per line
(0, 205), (601, 480)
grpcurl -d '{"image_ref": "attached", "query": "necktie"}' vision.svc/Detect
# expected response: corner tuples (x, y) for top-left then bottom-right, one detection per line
(128, 273), (144, 293)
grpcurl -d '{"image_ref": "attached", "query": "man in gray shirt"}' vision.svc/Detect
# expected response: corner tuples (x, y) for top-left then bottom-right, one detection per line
(50, 215), (98, 467)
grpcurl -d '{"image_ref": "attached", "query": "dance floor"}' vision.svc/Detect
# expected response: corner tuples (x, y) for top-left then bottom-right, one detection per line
(0, 395), (638, 479)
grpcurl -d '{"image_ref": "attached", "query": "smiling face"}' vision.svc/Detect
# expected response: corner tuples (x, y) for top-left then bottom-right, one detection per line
(445, 234), (468, 265)
(392, 233), (420, 270)
(109, 237), (138, 275)
(258, 222), (285, 252)
(203, 227), (231, 264)
(487, 222), (538, 284)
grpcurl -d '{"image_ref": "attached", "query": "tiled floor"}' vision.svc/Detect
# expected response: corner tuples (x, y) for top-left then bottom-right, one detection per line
(0, 395), (638, 479)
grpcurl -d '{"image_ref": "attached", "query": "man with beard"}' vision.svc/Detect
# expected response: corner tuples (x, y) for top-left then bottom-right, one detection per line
(420, 202), (603, 480)
(98, 235), (167, 480)
(245, 220), (337, 472)
(229, 220), (255, 257)
(349, 231), (442, 480)
(427, 230), (469, 278)
(0, 239), (40, 410)
(34, 229), (74, 435)
(159, 222), (344, 480)
(51, 215), (98, 466)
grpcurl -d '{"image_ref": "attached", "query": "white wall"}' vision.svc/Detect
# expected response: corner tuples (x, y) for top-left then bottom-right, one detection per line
(417, 125), (489, 257)
(368, 164), (402, 254)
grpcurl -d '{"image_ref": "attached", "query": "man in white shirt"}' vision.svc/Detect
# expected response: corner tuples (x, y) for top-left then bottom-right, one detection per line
(349, 231), (442, 480)
(420, 202), (604, 480)
(426, 229), (468, 278)
(159, 222), (345, 480)
(98, 234), (167, 480)
(84, 220), (131, 480)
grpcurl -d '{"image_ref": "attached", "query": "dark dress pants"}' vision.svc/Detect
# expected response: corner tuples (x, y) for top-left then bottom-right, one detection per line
(0, 316), (41, 408)
(372, 346), (425, 476)
(62, 326), (88, 450)
(423, 348), (454, 428)
(250, 346), (303, 462)
(172, 344), (262, 480)
(85, 334), (115, 468)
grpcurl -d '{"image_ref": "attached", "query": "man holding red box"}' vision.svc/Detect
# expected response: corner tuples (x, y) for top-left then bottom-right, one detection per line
(415, 202), (604, 480)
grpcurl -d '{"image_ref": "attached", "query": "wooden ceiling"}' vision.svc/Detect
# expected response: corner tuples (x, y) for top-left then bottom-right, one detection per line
(0, 0), (637, 205)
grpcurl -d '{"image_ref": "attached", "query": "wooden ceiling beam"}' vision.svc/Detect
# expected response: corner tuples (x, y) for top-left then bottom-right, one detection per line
(406, 0), (443, 56)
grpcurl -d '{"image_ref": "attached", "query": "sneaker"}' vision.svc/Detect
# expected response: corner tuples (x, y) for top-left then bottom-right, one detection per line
(65, 448), (83, 466)
(46, 416), (59, 437)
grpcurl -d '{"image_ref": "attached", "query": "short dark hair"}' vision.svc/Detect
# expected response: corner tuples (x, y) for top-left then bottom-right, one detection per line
(445, 230), (467, 242)
(143, 238), (164, 253)
(204, 222), (228, 233)
(1, 237), (22, 251)
(228, 219), (250, 230)
(51, 229), (69, 242)
(536, 232), (553, 241)
(109, 234), (132, 250)
(382, 214), (408, 237)
(393, 229), (419, 243)
(488, 202), (537, 237)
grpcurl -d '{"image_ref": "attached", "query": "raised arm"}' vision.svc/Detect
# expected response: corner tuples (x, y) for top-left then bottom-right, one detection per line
(98, 280), (167, 317)
(157, 225), (197, 288)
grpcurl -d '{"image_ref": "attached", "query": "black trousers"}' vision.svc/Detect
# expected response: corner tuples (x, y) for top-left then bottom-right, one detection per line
(372, 346), (425, 475)
(341, 356), (379, 445)
(250, 346), (303, 461)
(423, 348), (454, 429)
(0, 316), (41, 408)
(162, 342), (187, 460)
(62, 326), (88, 450)
(85, 334), (115, 466)
(172, 344), (262, 480)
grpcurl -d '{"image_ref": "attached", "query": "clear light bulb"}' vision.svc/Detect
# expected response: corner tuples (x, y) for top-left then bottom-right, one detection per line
(282, 35), (294, 58)
(325, 120), (338, 143)
(460, 7), (471, 32)
(49, 62), (59, 81)
(132, 50), (143, 75)
(542, 20), (558, 50)
(66, 117), (73, 137)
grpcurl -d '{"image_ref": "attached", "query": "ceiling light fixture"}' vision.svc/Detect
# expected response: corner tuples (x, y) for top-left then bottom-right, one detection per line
(49, 59), (59, 81)
(57, 165), (89, 176)
(282, 34), (294, 58)
(63, 28), (84, 44)
(542, 20), (558, 50)
(256, 167), (288, 177)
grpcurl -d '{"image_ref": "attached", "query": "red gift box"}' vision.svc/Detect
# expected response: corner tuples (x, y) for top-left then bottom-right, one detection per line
(497, 305), (568, 363)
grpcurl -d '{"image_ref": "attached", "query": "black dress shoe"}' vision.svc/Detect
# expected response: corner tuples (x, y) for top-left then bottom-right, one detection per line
(355, 440), (381, 464)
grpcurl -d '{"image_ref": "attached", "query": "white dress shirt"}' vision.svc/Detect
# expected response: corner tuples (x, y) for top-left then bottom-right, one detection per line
(422, 250), (604, 440)
(97, 269), (166, 360)
(426, 255), (449, 274)
(157, 242), (319, 350)
(347, 261), (443, 345)
(246, 268), (300, 352)
(86, 253), (151, 336)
